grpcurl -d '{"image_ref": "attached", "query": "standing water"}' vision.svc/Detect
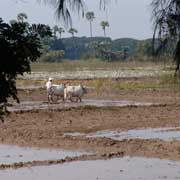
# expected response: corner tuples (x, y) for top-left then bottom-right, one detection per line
(64, 127), (180, 141)
(0, 145), (92, 164)
(0, 157), (180, 180)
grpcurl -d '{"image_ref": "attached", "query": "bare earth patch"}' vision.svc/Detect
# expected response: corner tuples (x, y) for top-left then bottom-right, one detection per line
(1, 104), (180, 161)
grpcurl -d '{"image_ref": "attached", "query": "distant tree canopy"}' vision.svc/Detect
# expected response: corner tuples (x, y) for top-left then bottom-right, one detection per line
(0, 17), (51, 114)
(45, 36), (165, 61)
(39, 50), (65, 62)
(40, 0), (180, 68)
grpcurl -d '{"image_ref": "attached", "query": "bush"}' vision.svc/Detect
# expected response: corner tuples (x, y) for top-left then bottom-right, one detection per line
(0, 17), (51, 116)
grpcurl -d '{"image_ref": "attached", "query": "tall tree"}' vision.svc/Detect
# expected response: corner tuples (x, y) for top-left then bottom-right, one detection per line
(17, 12), (28, 22)
(53, 26), (65, 38)
(39, 0), (85, 26)
(58, 27), (65, 38)
(53, 25), (59, 39)
(86, 11), (95, 38)
(0, 17), (51, 117)
(151, 0), (180, 72)
(68, 27), (78, 37)
(100, 21), (109, 37)
(40, 0), (107, 25)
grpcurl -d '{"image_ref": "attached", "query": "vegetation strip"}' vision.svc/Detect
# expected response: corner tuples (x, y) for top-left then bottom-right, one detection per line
(0, 152), (124, 170)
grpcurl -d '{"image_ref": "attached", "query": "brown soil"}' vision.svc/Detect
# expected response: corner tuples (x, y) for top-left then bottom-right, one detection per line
(1, 104), (180, 162)
(1, 77), (180, 165)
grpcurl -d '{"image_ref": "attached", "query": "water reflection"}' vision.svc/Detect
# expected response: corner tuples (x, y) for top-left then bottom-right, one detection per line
(0, 157), (180, 180)
(0, 145), (92, 164)
(65, 127), (180, 141)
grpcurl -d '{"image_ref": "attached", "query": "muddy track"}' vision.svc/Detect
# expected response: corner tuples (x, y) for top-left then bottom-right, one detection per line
(7, 99), (162, 112)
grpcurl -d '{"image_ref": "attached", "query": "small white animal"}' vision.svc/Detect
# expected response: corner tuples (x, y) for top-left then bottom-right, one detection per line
(50, 84), (65, 102)
(64, 84), (87, 102)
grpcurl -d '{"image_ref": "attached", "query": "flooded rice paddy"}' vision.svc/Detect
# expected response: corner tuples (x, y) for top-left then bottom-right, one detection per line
(3, 67), (179, 179)
(0, 145), (92, 164)
(0, 157), (180, 180)
(64, 127), (180, 141)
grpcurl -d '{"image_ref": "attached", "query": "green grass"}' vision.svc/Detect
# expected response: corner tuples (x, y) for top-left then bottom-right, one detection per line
(159, 72), (180, 90)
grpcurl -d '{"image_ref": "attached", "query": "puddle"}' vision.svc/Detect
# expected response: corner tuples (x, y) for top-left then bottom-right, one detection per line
(81, 99), (156, 107)
(0, 157), (180, 180)
(7, 99), (158, 112)
(0, 145), (92, 165)
(64, 127), (180, 141)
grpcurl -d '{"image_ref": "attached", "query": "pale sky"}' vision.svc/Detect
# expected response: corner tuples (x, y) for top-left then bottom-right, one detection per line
(0, 0), (154, 40)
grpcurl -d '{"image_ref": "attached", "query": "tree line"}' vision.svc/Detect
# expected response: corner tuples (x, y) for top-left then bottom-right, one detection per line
(40, 36), (175, 62)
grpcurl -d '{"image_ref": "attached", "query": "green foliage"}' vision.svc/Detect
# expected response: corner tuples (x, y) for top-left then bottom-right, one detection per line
(100, 21), (109, 37)
(38, 50), (65, 62)
(86, 12), (95, 21)
(43, 36), (176, 61)
(17, 12), (28, 22)
(68, 28), (78, 37)
(0, 17), (52, 115)
(40, 0), (108, 26)
(50, 38), (65, 51)
(53, 26), (65, 39)
(86, 11), (95, 37)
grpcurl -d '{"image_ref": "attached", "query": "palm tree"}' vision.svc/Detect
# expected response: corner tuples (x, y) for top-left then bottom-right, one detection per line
(68, 27), (78, 37)
(68, 27), (78, 59)
(100, 21), (109, 37)
(53, 25), (59, 39)
(17, 13), (28, 22)
(30, 24), (52, 38)
(86, 11), (95, 38)
(40, 0), (107, 26)
(151, 0), (180, 73)
(58, 27), (65, 38)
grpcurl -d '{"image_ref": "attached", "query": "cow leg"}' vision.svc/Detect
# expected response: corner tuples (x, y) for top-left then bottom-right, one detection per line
(62, 95), (65, 102)
(47, 95), (50, 103)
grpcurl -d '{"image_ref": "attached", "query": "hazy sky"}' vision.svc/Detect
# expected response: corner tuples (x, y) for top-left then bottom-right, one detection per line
(0, 0), (154, 40)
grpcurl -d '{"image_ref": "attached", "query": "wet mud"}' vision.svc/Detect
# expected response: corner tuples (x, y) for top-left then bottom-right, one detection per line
(1, 76), (180, 179)
(64, 127), (180, 141)
(7, 99), (159, 112)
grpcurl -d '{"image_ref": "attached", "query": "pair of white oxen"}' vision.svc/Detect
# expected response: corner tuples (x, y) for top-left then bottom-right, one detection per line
(47, 84), (87, 103)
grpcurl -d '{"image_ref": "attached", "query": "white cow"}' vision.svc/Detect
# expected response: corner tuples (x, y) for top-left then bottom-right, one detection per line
(49, 84), (65, 102)
(64, 84), (87, 102)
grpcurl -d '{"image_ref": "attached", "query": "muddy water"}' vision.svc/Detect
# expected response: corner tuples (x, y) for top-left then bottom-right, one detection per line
(0, 157), (180, 180)
(7, 99), (158, 112)
(65, 127), (180, 141)
(0, 145), (92, 164)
